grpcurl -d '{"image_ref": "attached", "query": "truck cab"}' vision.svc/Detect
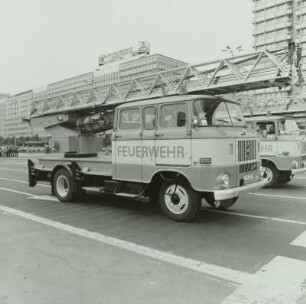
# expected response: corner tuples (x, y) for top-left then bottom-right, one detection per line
(29, 94), (267, 221)
(245, 116), (306, 187)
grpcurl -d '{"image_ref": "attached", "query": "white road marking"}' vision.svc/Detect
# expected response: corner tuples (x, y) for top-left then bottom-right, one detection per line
(221, 256), (306, 304)
(0, 162), (27, 166)
(0, 186), (54, 201)
(250, 192), (306, 200)
(0, 167), (27, 172)
(0, 177), (50, 188)
(1, 185), (306, 228)
(204, 208), (306, 226)
(0, 159), (27, 162)
(0, 204), (250, 286)
(0, 187), (33, 196)
(30, 195), (58, 202)
(290, 230), (306, 248)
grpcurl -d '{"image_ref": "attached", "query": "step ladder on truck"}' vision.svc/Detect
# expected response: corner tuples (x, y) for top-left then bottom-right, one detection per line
(28, 44), (302, 221)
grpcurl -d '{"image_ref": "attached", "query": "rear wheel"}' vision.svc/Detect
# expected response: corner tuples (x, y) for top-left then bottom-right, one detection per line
(205, 197), (238, 210)
(53, 169), (80, 202)
(159, 177), (200, 222)
(262, 163), (280, 188)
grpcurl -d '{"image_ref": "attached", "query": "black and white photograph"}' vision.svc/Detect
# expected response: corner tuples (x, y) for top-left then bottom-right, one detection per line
(1, 0), (306, 303)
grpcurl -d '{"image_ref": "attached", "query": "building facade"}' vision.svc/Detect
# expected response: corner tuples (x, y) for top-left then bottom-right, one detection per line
(0, 99), (5, 137)
(2, 43), (186, 140)
(4, 90), (33, 138)
(0, 93), (10, 100)
(253, 0), (305, 51)
(4, 90), (49, 139)
(252, 0), (306, 103)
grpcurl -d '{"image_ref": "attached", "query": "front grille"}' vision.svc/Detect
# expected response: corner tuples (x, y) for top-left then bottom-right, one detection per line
(239, 161), (258, 174)
(238, 140), (257, 162)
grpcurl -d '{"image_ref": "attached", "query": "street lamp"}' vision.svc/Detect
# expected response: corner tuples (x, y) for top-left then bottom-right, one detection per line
(221, 45), (243, 57)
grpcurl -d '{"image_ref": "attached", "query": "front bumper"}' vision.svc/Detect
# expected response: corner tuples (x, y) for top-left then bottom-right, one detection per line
(291, 167), (306, 175)
(213, 178), (268, 200)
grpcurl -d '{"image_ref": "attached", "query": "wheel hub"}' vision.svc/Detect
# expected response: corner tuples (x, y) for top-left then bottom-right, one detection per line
(171, 194), (180, 205)
(164, 184), (189, 215)
(264, 167), (273, 182)
(56, 175), (69, 198)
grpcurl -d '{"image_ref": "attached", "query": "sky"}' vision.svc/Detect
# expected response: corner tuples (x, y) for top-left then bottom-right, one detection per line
(0, 0), (253, 94)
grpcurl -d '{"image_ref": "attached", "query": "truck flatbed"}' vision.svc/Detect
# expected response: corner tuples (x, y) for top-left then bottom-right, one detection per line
(36, 154), (112, 177)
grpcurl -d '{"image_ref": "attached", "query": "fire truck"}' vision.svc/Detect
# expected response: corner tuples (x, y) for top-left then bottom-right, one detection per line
(28, 45), (301, 221)
(245, 115), (306, 187)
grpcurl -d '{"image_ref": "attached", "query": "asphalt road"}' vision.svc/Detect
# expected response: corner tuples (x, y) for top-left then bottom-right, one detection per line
(1, 156), (306, 303)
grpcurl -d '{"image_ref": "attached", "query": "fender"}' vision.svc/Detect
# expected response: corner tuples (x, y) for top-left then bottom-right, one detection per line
(149, 169), (192, 187)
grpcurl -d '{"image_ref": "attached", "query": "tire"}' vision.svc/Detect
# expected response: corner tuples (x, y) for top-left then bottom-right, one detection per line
(205, 196), (238, 210)
(53, 169), (80, 202)
(279, 172), (292, 184)
(262, 163), (280, 188)
(159, 177), (200, 222)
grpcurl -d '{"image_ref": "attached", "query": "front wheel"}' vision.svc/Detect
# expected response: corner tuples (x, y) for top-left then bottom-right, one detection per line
(53, 169), (80, 202)
(205, 197), (238, 210)
(159, 177), (200, 222)
(262, 163), (280, 188)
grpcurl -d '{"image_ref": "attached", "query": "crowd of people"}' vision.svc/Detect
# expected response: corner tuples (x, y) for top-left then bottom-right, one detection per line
(0, 145), (19, 157)
(0, 145), (54, 156)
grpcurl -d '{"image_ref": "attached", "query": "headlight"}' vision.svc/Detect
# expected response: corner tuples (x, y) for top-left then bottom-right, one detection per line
(292, 160), (299, 169)
(221, 173), (230, 187)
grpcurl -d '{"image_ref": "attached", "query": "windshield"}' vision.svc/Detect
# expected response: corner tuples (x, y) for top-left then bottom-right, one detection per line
(193, 98), (246, 127)
(279, 119), (301, 135)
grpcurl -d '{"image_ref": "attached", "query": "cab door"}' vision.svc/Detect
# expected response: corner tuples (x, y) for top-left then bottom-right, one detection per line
(154, 102), (192, 167)
(113, 107), (142, 182)
(141, 106), (157, 182)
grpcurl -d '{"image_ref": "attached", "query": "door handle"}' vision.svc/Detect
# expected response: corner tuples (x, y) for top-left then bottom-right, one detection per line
(115, 135), (122, 138)
(154, 133), (164, 138)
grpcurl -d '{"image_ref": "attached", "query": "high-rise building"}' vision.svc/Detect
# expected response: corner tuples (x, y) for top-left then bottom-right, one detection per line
(32, 50), (187, 116)
(0, 100), (5, 137)
(251, 0), (306, 104)
(253, 0), (305, 51)
(3, 90), (49, 140)
(4, 90), (34, 138)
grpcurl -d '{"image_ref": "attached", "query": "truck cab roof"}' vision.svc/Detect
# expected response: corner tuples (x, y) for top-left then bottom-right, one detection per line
(245, 115), (292, 122)
(117, 94), (237, 109)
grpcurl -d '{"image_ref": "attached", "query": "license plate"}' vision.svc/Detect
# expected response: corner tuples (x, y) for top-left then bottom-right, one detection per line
(243, 173), (254, 182)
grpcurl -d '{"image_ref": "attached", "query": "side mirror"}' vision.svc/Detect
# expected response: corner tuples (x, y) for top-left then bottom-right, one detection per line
(192, 115), (198, 128)
(177, 111), (187, 127)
